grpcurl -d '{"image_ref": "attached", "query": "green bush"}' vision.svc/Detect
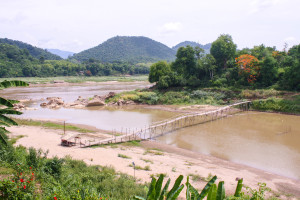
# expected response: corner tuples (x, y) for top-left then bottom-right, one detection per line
(251, 96), (300, 114)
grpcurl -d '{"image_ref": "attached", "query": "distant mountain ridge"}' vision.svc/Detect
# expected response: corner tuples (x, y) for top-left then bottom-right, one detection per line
(0, 38), (62, 60)
(172, 41), (211, 53)
(71, 36), (176, 63)
(47, 49), (74, 59)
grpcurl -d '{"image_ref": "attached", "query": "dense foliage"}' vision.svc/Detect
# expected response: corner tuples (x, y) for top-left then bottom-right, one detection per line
(149, 34), (300, 91)
(71, 36), (176, 63)
(0, 44), (149, 77)
(0, 38), (62, 60)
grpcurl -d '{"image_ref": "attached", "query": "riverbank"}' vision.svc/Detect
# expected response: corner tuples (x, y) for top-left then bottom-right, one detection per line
(7, 125), (300, 199)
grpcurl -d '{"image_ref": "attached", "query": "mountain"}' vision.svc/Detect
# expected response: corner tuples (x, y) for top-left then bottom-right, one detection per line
(71, 36), (176, 63)
(172, 41), (211, 53)
(47, 49), (74, 59)
(0, 38), (62, 60)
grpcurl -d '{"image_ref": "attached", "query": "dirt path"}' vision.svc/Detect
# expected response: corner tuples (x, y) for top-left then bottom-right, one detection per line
(8, 125), (300, 199)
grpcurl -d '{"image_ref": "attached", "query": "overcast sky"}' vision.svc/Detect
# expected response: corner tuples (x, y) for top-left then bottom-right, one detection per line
(0, 0), (299, 53)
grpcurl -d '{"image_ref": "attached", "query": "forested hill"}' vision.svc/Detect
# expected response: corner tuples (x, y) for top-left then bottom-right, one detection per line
(71, 36), (176, 63)
(172, 41), (211, 53)
(0, 38), (62, 60)
(47, 49), (75, 59)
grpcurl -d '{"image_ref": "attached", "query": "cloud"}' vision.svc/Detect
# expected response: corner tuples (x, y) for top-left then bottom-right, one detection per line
(160, 22), (182, 34)
(284, 36), (296, 42)
(249, 0), (283, 14)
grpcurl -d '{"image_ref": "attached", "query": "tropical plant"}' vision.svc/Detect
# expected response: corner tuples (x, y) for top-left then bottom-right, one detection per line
(0, 80), (28, 146)
(186, 175), (217, 200)
(134, 174), (184, 200)
(206, 178), (243, 200)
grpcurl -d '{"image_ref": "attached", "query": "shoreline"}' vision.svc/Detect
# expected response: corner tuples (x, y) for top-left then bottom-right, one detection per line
(8, 125), (300, 199)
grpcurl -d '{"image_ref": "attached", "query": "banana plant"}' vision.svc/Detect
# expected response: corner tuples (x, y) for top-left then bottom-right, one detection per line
(134, 174), (184, 200)
(207, 178), (244, 200)
(186, 175), (217, 200)
(0, 80), (28, 146)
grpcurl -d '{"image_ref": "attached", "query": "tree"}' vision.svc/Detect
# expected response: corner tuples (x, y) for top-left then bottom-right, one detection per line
(258, 56), (277, 87)
(235, 54), (260, 84)
(194, 46), (205, 59)
(0, 80), (28, 146)
(172, 46), (196, 79)
(202, 54), (217, 80)
(148, 61), (171, 83)
(210, 34), (237, 69)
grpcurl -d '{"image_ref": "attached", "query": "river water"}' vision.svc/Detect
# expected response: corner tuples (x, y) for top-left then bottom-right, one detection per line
(1, 83), (300, 180)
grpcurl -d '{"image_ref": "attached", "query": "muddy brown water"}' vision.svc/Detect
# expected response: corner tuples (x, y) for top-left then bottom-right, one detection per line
(1, 83), (300, 180)
(157, 112), (300, 180)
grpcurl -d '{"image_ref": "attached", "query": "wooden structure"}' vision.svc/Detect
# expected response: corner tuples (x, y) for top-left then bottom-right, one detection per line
(67, 101), (251, 148)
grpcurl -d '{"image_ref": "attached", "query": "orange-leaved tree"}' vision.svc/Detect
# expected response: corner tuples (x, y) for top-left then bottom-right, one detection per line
(235, 54), (260, 84)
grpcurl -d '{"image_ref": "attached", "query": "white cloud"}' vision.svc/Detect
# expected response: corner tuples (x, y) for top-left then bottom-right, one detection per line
(284, 36), (296, 42)
(160, 22), (182, 34)
(249, 0), (283, 14)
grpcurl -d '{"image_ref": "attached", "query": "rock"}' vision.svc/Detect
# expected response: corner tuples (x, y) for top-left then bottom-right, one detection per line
(40, 102), (47, 107)
(47, 98), (64, 105)
(53, 80), (65, 83)
(40, 97), (65, 109)
(103, 92), (116, 99)
(126, 100), (136, 105)
(117, 100), (123, 106)
(86, 99), (106, 107)
(13, 103), (26, 111)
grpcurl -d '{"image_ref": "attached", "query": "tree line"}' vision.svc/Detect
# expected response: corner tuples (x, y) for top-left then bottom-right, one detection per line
(0, 43), (149, 77)
(149, 34), (300, 91)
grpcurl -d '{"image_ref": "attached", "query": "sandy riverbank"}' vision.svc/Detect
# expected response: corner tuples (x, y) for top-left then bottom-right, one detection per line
(8, 125), (300, 199)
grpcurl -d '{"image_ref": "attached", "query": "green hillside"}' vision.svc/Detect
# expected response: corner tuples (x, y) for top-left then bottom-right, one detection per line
(172, 41), (211, 53)
(0, 38), (62, 60)
(72, 36), (176, 63)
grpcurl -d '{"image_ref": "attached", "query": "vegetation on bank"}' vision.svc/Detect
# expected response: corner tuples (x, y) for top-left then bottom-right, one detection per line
(0, 147), (147, 199)
(149, 35), (300, 91)
(13, 118), (96, 133)
(107, 88), (286, 104)
(251, 95), (300, 114)
(0, 75), (148, 84)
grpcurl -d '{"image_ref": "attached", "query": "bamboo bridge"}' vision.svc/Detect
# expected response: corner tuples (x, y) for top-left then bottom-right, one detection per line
(61, 101), (251, 147)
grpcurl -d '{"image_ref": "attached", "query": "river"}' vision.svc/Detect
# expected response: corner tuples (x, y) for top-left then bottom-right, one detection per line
(1, 82), (300, 180)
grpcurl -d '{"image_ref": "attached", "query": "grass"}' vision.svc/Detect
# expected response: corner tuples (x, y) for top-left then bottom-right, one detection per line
(150, 173), (168, 179)
(143, 148), (164, 156)
(184, 161), (194, 166)
(121, 140), (141, 147)
(14, 118), (95, 133)
(0, 75), (148, 84)
(90, 140), (141, 149)
(188, 173), (214, 182)
(118, 154), (131, 159)
(9, 135), (26, 144)
(140, 158), (153, 164)
(128, 164), (151, 171)
(0, 167), (15, 175)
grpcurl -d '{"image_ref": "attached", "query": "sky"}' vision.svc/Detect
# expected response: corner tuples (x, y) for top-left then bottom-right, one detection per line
(0, 0), (299, 53)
